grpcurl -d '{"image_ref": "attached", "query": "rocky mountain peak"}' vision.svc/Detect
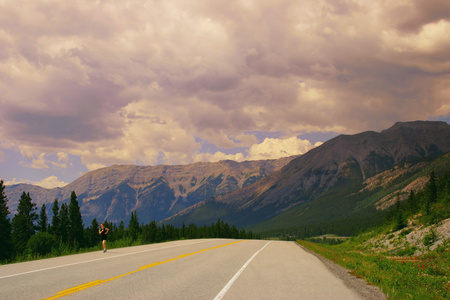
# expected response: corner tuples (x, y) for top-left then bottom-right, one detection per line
(381, 120), (449, 134)
(5, 156), (296, 224)
(166, 121), (450, 228)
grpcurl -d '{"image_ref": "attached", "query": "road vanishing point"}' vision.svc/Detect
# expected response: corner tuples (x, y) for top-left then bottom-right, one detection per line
(0, 239), (386, 299)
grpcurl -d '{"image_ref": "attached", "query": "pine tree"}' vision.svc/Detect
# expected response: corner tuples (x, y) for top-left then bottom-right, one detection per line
(50, 199), (60, 238)
(37, 204), (48, 233)
(446, 179), (450, 205)
(0, 180), (13, 261)
(426, 171), (438, 204)
(394, 195), (407, 231)
(86, 218), (99, 248)
(423, 171), (437, 216)
(117, 221), (125, 240)
(128, 211), (140, 241)
(148, 220), (158, 243)
(406, 190), (417, 213)
(68, 191), (84, 247)
(58, 203), (70, 244)
(12, 192), (38, 254)
(157, 223), (166, 242)
(181, 222), (186, 239)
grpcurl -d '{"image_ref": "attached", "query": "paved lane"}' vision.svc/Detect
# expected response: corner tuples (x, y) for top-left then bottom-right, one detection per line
(0, 239), (384, 299)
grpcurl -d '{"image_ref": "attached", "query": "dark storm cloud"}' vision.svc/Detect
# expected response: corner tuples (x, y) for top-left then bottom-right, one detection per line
(7, 110), (120, 144)
(389, 0), (450, 33)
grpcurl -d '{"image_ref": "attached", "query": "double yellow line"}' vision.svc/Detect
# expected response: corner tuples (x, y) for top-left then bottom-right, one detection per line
(44, 240), (245, 299)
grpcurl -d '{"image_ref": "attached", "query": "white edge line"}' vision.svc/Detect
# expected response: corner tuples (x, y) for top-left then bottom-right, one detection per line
(213, 241), (272, 300)
(0, 240), (208, 279)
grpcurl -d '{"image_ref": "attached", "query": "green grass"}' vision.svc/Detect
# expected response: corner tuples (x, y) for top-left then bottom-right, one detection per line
(297, 237), (450, 299)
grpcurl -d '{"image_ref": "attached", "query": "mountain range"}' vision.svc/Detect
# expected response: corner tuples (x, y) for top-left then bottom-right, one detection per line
(5, 156), (295, 225)
(164, 121), (450, 234)
(4, 121), (450, 236)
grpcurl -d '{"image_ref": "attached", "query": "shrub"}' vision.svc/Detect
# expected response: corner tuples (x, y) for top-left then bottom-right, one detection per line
(423, 229), (437, 246)
(26, 232), (57, 256)
(399, 228), (413, 236)
(396, 242), (417, 256)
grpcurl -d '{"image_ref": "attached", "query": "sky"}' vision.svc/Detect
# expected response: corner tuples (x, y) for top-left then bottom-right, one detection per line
(1, 0), (449, 189)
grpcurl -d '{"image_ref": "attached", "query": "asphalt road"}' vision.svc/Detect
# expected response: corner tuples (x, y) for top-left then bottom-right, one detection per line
(0, 239), (385, 299)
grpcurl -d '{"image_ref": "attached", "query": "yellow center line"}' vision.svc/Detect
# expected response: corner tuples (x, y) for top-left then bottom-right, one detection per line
(43, 240), (245, 300)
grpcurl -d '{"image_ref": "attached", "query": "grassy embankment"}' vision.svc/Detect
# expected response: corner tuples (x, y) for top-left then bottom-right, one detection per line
(297, 229), (450, 299)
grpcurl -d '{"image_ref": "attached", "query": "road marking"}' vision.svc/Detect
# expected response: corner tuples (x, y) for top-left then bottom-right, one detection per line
(43, 240), (245, 300)
(0, 240), (208, 280)
(213, 241), (271, 300)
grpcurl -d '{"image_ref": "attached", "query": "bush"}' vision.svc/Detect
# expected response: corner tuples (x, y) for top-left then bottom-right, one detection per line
(395, 242), (417, 256)
(399, 228), (413, 237)
(423, 229), (437, 246)
(26, 232), (57, 256)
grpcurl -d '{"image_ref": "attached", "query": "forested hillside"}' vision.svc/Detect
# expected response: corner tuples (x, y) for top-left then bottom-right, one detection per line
(298, 168), (450, 299)
(164, 121), (450, 230)
(0, 180), (257, 263)
(250, 152), (450, 238)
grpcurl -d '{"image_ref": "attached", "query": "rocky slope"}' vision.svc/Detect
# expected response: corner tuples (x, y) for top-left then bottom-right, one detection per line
(5, 121), (449, 230)
(363, 217), (450, 255)
(165, 121), (450, 228)
(5, 156), (295, 224)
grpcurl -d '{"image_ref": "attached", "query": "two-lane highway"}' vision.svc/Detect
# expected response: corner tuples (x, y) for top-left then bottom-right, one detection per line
(0, 239), (385, 299)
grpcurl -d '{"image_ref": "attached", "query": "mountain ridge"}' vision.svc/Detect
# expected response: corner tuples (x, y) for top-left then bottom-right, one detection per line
(4, 121), (449, 231)
(4, 156), (296, 224)
(164, 121), (450, 228)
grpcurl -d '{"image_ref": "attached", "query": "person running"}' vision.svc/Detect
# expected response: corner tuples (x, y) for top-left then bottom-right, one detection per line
(99, 223), (109, 253)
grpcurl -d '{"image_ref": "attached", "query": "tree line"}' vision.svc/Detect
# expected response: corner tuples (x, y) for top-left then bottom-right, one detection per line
(258, 170), (449, 240)
(388, 171), (450, 231)
(0, 180), (257, 263)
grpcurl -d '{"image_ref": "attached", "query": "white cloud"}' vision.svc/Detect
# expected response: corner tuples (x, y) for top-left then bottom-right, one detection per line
(194, 136), (320, 163)
(247, 136), (321, 161)
(84, 162), (107, 172)
(4, 175), (68, 189)
(193, 152), (246, 163)
(37, 176), (68, 189)
(57, 152), (69, 162)
(27, 153), (49, 169)
(49, 152), (70, 168)
(3, 178), (20, 186)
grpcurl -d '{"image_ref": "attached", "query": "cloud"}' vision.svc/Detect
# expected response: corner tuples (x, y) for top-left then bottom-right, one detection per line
(0, 0), (449, 172)
(5, 175), (68, 189)
(194, 136), (320, 163)
(37, 176), (68, 189)
(246, 136), (321, 160)
(193, 152), (246, 163)
(31, 153), (49, 169)
(387, 0), (450, 33)
(19, 152), (49, 169)
(16, 150), (72, 170)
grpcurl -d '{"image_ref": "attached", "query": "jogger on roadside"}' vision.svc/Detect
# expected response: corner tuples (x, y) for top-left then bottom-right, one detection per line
(99, 223), (109, 253)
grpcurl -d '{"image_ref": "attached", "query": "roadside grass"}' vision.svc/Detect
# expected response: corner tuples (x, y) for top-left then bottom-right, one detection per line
(297, 238), (450, 299)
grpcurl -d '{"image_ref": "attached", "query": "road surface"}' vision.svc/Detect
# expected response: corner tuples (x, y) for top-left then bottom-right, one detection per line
(0, 239), (385, 299)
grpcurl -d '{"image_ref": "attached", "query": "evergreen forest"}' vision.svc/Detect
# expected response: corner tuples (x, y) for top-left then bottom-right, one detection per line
(0, 180), (257, 264)
(1, 169), (448, 264)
